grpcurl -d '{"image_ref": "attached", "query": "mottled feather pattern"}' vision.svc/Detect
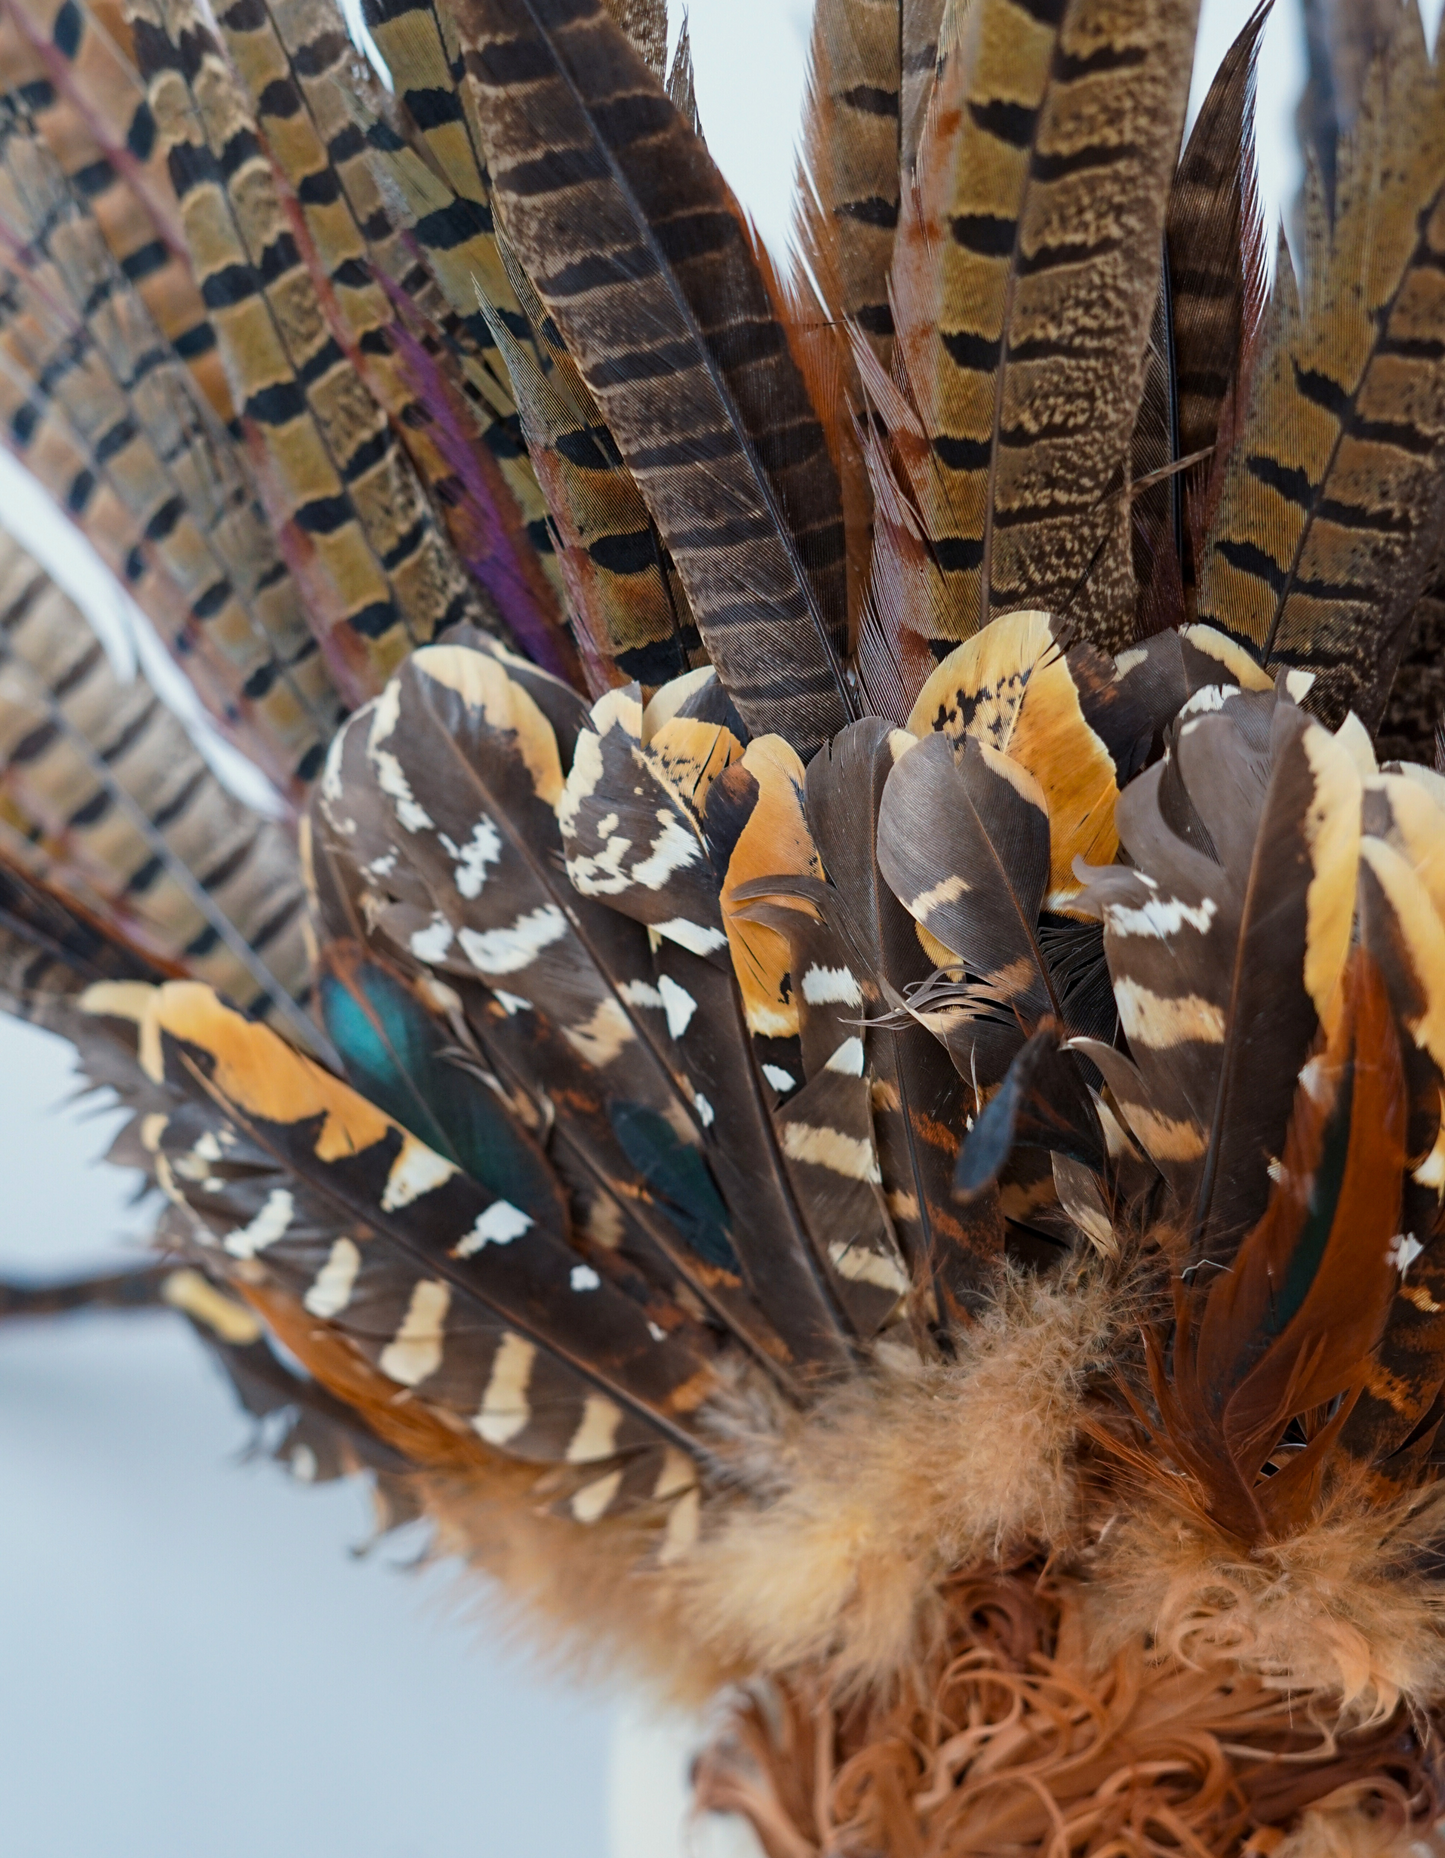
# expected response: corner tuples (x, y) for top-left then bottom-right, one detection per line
(887, 0), (1204, 658)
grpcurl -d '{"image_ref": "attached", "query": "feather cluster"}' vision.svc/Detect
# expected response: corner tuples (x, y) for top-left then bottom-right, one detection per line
(3, 0), (1445, 1853)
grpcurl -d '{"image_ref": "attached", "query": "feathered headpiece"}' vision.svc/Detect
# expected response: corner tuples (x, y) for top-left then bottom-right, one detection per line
(4, 0), (1445, 1850)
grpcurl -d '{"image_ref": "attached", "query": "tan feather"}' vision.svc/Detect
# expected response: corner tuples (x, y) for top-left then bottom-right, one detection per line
(1197, 12), (1445, 731)
(885, 0), (1202, 658)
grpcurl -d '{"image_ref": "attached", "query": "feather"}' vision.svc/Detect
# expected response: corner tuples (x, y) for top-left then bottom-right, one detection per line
(128, 978), (721, 1454)
(1197, 13), (1445, 731)
(0, 857), (170, 1022)
(100, 992), (704, 1523)
(878, 732), (1051, 1017)
(345, 100), (572, 575)
(312, 640), (812, 1378)
(358, 0), (494, 208)
(885, 0), (1203, 659)
(905, 612), (1123, 908)
(6, 0), (189, 258)
(954, 1022), (1107, 1203)
(710, 728), (908, 1337)
(0, 1257), (180, 1320)
(559, 676), (857, 1372)
(743, 716), (1000, 1319)
(0, 320), (338, 792)
(1295, 0), (1397, 224)
(1079, 686), (1361, 1266)
(1334, 785), (1445, 1474)
(0, 145), (346, 789)
(899, 0), (943, 173)
(127, 0), (486, 698)
(454, 0), (855, 754)
(714, 733), (817, 1042)
(665, 12), (698, 137)
(598, 0), (665, 74)
(0, 547), (321, 1045)
(316, 940), (562, 1218)
(376, 278), (581, 682)
(795, 0), (901, 369)
(1376, 550), (1445, 763)
(876, 728), (1076, 1093)
(478, 246), (705, 690)
(1166, 1), (1268, 587)
(211, 0), (577, 685)
(1157, 948), (1404, 1541)
(0, 14), (235, 426)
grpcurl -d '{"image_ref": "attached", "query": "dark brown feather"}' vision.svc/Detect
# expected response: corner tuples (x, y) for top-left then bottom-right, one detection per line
(454, 0), (854, 754)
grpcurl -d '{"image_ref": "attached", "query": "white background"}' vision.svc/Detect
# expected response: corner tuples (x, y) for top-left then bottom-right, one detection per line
(0, 0), (1409, 1849)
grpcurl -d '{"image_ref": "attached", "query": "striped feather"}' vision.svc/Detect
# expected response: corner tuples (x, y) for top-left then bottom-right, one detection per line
(86, 984), (703, 1520)
(0, 530), (318, 1041)
(455, 0), (855, 755)
(129, 978), (721, 1454)
(0, 17), (235, 424)
(311, 640), (809, 1380)
(5, 0), (189, 262)
(0, 273), (345, 794)
(0, 148), (345, 788)
(1197, 13), (1445, 731)
(1079, 684), (1361, 1267)
(558, 679), (858, 1372)
(900, 0), (944, 172)
(1165, 3), (1267, 556)
(737, 715), (998, 1321)
(712, 729), (908, 1335)
(479, 249), (704, 690)
(347, 99), (575, 597)
(212, 0), (575, 682)
(885, 0), (1203, 658)
(128, 0), (485, 697)
(796, 0), (901, 369)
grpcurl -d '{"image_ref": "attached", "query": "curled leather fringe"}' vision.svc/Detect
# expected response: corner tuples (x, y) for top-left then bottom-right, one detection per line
(693, 1569), (1445, 1858)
